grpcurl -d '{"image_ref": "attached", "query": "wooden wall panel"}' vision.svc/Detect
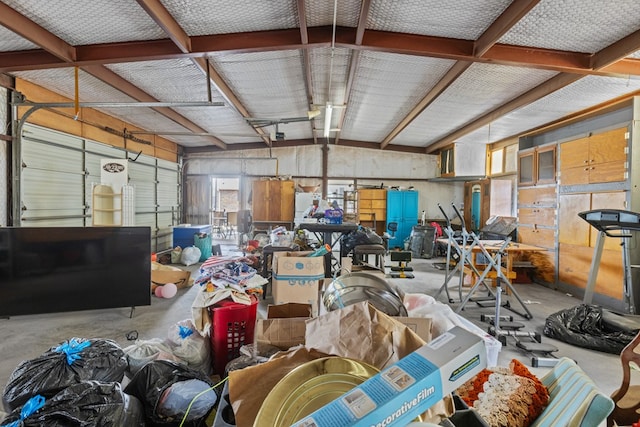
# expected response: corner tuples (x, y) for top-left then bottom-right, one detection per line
(558, 243), (623, 300)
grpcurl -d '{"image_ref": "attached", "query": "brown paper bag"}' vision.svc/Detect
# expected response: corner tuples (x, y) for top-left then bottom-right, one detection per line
(229, 302), (453, 426)
(304, 301), (453, 423)
(304, 301), (424, 368)
(229, 347), (329, 427)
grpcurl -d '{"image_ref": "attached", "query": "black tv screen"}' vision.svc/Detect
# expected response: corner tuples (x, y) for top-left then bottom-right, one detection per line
(0, 227), (151, 317)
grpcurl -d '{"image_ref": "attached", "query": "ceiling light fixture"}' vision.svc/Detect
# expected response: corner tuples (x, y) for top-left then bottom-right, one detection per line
(324, 103), (333, 138)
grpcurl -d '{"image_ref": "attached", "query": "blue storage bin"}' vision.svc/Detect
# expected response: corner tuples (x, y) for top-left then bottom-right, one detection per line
(172, 225), (212, 249)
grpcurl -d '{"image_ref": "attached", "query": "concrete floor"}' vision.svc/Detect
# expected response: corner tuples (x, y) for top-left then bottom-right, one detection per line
(0, 236), (627, 423)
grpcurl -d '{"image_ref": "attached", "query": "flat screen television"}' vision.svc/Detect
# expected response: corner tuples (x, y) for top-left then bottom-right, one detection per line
(0, 226), (151, 317)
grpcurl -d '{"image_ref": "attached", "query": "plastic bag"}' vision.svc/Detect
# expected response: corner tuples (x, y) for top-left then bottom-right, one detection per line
(124, 360), (216, 426)
(157, 379), (217, 423)
(342, 227), (383, 254)
(2, 338), (127, 412)
(543, 303), (638, 354)
(1, 381), (145, 427)
(166, 319), (211, 375)
(171, 247), (182, 264)
(123, 338), (182, 378)
(180, 246), (201, 266)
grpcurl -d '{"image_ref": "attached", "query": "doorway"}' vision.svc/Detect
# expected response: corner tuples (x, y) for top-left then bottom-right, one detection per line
(210, 176), (240, 239)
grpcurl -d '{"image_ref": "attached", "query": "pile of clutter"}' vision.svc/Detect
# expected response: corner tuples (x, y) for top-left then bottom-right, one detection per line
(190, 255), (266, 338)
(0, 253), (272, 426)
(0, 324), (218, 426)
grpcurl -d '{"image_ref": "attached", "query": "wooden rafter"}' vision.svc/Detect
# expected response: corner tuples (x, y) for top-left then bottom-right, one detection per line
(2, 27), (638, 78)
(1, 2), (226, 148)
(426, 26), (640, 153)
(335, 0), (371, 145)
(381, 1), (536, 149)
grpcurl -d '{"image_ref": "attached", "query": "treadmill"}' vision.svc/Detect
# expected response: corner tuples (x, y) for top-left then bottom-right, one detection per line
(578, 209), (640, 314)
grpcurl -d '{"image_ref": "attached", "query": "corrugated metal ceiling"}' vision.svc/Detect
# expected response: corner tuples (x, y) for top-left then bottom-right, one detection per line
(0, 0), (638, 154)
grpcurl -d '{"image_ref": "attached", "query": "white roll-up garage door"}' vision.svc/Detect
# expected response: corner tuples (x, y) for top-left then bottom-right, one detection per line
(19, 124), (179, 251)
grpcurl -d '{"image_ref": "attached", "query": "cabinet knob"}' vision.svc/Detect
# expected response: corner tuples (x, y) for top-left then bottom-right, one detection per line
(583, 160), (588, 164)
(584, 167), (589, 171)
(591, 166), (595, 170)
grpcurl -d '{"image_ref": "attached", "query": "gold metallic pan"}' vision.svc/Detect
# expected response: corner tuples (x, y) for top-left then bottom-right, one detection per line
(254, 357), (379, 427)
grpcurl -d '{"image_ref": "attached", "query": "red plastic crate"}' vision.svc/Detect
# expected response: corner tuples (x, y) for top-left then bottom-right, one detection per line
(209, 295), (258, 376)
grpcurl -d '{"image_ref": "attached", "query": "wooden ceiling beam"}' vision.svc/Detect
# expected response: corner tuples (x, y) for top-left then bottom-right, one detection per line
(425, 73), (582, 154)
(427, 26), (640, 153)
(0, 2), (75, 62)
(381, 61), (471, 149)
(381, 2), (538, 148)
(474, 0), (540, 57)
(335, 0), (371, 145)
(592, 28), (640, 70)
(83, 64), (227, 149)
(297, 0), (318, 144)
(135, 0), (191, 53)
(1, 26), (638, 77)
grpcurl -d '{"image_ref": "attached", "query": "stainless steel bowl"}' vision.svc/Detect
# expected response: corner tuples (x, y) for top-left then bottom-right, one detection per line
(323, 272), (407, 316)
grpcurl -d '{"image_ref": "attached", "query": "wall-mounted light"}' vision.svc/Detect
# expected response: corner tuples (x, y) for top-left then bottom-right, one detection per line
(324, 103), (333, 138)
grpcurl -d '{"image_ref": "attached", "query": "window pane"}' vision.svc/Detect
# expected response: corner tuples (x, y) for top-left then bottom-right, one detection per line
(490, 149), (503, 175)
(505, 145), (517, 173)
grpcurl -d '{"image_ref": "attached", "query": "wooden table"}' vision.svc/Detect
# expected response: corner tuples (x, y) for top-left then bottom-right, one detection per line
(436, 238), (546, 319)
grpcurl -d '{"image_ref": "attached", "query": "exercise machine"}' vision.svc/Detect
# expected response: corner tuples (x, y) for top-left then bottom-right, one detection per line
(434, 203), (497, 304)
(579, 209), (640, 314)
(485, 276), (559, 367)
(388, 250), (414, 278)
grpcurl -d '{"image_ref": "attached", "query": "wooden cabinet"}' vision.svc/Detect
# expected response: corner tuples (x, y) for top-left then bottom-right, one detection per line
(358, 188), (387, 235)
(557, 191), (626, 300)
(518, 145), (556, 186)
(517, 185), (557, 283)
(251, 179), (295, 224)
(559, 127), (628, 186)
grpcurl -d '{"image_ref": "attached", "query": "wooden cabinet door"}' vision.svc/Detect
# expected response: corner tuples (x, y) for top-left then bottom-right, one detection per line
(518, 207), (555, 227)
(588, 128), (627, 184)
(536, 145), (556, 184)
(518, 150), (535, 186)
(518, 186), (556, 206)
(518, 225), (555, 248)
(558, 193), (591, 246)
(589, 128), (627, 164)
(590, 191), (626, 251)
(560, 137), (589, 170)
(277, 181), (295, 221)
(252, 180), (270, 221)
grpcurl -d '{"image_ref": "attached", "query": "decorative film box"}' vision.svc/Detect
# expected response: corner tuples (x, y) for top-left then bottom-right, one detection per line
(293, 326), (487, 427)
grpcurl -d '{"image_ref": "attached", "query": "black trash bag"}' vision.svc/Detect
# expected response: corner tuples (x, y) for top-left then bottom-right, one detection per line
(1, 381), (144, 427)
(124, 360), (217, 427)
(342, 227), (384, 254)
(543, 304), (639, 354)
(2, 338), (127, 412)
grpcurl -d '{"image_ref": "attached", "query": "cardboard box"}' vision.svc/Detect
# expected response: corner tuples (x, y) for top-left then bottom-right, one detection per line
(150, 262), (192, 290)
(255, 303), (312, 350)
(272, 251), (325, 316)
(292, 326), (486, 427)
